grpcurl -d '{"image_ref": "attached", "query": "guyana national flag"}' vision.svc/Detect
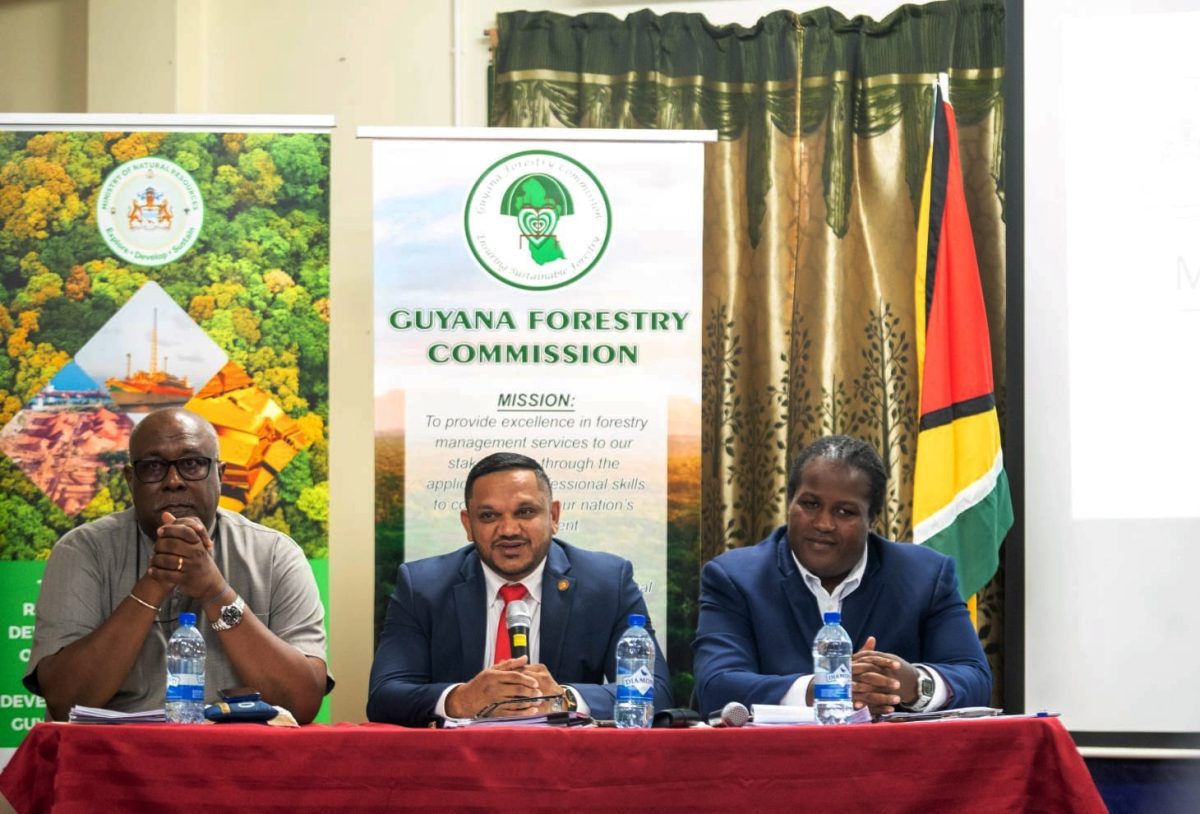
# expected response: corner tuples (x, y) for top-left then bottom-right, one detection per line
(913, 78), (1013, 603)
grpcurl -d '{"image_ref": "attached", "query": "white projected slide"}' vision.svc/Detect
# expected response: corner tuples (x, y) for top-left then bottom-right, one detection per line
(1066, 13), (1200, 519)
(1026, 2), (1200, 737)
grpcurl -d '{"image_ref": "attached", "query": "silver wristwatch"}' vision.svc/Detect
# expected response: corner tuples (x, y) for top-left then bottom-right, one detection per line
(211, 594), (245, 631)
(908, 666), (935, 711)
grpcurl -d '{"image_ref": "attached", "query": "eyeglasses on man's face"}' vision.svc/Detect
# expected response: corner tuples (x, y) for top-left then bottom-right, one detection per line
(130, 456), (215, 483)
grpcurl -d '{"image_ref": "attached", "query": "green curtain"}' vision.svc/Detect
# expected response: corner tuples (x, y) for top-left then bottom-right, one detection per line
(492, 0), (1006, 704)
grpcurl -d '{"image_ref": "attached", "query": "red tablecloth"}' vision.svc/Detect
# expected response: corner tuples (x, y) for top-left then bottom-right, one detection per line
(0, 716), (1105, 813)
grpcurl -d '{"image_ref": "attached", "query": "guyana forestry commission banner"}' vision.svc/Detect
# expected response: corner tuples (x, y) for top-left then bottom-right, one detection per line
(0, 114), (333, 749)
(369, 128), (711, 679)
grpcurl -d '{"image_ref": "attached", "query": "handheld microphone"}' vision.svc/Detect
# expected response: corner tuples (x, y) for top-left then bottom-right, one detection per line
(707, 701), (751, 728)
(652, 708), (703, 728)
(505, 599), (532, 661)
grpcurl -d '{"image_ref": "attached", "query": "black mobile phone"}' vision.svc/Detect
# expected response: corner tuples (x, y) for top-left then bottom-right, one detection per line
(218, 686), (260, 703)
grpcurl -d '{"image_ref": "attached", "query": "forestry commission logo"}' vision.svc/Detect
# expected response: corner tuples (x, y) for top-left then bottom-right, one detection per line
(464, 150), (611, 291)
(97, 157), (204, 267)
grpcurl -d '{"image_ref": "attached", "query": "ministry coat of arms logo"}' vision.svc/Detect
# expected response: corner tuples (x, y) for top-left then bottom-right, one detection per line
(97, 156), (204, 267)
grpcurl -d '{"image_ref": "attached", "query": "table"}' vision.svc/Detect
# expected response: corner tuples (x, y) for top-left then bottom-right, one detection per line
(1, 716), (1106, 812)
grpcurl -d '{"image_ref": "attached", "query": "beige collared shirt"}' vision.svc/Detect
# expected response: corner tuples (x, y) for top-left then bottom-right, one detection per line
(25, 508), (331, 712)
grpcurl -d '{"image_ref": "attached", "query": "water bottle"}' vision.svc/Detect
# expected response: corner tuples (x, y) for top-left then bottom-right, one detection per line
(614, 613), (656, 728)
(166, 612), (206, 724)
(812, 611), (853, 725)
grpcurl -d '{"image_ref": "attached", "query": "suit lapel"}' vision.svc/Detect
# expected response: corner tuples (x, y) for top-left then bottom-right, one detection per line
(840, 534), (885, 648)
(777, 533), (822, 651)
(538, 541), (574, 675)
(453, 552), (487, 675)
(777, 531), (886, 651)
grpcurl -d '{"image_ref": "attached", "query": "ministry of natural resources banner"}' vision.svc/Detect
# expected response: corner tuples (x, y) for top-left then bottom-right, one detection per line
(370, 129), (709, 679)
(0, 115), (333, 747)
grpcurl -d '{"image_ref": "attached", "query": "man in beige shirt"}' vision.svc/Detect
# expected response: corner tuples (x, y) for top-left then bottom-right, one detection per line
(24, 408), (331, 722)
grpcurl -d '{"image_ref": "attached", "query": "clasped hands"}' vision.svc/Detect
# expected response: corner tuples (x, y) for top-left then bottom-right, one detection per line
(847, 635), (921, 717)
(444, 657), (566, 719)
(141, 511), (228, 605)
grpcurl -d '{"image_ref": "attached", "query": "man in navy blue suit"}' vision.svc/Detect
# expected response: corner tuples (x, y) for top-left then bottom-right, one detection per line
(693, 436), (991, 717)
(368, 452), (672, 726)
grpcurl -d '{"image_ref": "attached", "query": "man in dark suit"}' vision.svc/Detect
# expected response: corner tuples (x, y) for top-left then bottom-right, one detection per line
(693, 436), (991, 717)
(367, 452), (672, 726)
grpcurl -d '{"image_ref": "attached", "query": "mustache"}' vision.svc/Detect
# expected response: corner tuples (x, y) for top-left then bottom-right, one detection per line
(493, 536), (530, 544)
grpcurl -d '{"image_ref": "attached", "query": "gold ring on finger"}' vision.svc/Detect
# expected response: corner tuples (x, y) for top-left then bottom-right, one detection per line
(176, 555), (184, 572)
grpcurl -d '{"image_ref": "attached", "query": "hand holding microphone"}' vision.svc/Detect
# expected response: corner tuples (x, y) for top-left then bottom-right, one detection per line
(498, 600), (569, 715)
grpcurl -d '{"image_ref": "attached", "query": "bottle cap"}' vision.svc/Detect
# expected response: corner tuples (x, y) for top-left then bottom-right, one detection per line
(180, 612), (197, 626)
(628, 613), (646, 627)
(823, 611), (841, 624)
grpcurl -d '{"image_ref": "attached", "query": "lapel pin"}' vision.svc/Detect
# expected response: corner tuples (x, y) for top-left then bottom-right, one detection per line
(557, 579), (569, 592)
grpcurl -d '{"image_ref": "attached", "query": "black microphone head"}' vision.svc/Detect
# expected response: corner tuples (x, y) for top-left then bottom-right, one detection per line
(506, 599), (532, 629)
(652, 708), (703, 728)
(719, 701), (750, 728)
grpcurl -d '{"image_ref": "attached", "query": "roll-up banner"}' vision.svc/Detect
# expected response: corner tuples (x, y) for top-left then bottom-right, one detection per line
(365, 127), (712, 682)
(0, 114), (334, 754)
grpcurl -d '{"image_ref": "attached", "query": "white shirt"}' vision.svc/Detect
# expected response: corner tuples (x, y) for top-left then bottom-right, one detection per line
(780, 545), (949, 711)
(793, 543), (869, 615)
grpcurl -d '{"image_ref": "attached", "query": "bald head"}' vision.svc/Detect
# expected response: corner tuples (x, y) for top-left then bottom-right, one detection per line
(129, 408), (218, 455)
(125, 408), (224, 537)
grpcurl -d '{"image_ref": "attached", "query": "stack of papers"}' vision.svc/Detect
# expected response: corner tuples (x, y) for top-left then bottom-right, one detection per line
(877, 706), (1002, 723)
(68, 705), (166, 724)
(443, 710), (591, 728)
(750, 704), (816, 725)
(266, 706), (299, 727)
(749, 705), (872, 725)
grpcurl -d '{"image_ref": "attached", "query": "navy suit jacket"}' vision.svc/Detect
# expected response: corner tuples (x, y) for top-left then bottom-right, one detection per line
(692, 528), (991, 715)
(367, 539), (673, 726)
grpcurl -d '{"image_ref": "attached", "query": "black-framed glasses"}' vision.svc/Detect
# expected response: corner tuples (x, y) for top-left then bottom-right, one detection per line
(475, 694), (565, 719)
(130, 456), (214, 483)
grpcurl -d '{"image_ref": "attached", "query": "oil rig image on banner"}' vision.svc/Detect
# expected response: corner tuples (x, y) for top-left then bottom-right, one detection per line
(105, 308), (193, 410)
